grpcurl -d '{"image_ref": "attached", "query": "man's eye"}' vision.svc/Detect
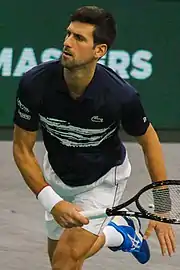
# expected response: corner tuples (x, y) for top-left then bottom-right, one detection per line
(75, 35), (84, 41)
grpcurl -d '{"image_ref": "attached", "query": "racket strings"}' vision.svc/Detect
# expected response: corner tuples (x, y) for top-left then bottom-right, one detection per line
(138, 184), (180, 221)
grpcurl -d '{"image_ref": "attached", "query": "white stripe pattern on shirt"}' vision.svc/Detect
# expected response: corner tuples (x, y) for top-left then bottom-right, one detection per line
(39, 115), (117, 147)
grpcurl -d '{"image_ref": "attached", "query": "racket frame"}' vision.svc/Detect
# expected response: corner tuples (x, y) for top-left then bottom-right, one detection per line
(106, 180), (180, 224)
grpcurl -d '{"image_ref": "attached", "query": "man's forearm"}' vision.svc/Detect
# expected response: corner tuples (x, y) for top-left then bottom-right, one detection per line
(137, 124), (167, 182)
(142, 136), (167, 182)
(13, 148), (48, 195)
(13, 148), (63, 212)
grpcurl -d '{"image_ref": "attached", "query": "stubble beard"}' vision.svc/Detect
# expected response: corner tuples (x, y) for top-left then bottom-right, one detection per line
(60, 55), (95, 71)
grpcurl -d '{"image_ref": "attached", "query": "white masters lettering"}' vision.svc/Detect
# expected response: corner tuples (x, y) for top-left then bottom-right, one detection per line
(39, 115), (116, 147)
(0, 48), (13, 76)
(0, 47), (153, 80)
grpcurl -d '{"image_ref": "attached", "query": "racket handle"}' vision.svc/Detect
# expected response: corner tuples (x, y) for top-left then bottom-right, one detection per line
(80, 208), (107, 220)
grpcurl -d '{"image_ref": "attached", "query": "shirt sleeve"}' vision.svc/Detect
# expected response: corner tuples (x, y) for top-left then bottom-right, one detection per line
(13, 76), (40, 131)
(121, 92), (150, 136)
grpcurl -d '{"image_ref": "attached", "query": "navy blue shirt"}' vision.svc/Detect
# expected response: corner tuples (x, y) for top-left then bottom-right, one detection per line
(13, 60), (150, 186)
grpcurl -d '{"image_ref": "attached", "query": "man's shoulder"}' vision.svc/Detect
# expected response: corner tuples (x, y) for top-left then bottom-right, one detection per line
(20, 60), (61, 87)
(96, 63), (137, 101)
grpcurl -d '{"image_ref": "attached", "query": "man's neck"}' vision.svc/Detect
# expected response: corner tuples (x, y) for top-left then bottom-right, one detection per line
(63, 63), (96, 98)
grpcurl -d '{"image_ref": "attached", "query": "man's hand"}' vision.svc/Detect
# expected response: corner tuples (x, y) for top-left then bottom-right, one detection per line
(144, 220), (176, 256)
(51, 200), (89, 228)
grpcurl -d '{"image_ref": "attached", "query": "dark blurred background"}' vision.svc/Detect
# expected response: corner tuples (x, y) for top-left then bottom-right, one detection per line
(0, 0), (180, 141)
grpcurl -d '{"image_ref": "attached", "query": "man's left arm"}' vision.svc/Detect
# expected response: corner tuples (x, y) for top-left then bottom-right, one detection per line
(136, 124), (176, 257)
(136, 123), (167, 182)
(121, 90), (176, 257)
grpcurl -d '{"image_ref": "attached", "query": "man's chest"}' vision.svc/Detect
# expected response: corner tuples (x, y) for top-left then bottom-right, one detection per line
(39, 91), (121, 147)
(39, 90), (119, 129)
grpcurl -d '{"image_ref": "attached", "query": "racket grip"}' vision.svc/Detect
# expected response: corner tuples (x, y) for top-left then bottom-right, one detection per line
(80, 208), (107, 220)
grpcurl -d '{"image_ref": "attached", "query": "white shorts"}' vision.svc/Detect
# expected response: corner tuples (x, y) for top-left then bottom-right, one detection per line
(42, 152), (131, 240)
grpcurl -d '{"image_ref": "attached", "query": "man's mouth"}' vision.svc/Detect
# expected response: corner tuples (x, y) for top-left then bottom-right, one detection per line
(63, 51), (72, 57)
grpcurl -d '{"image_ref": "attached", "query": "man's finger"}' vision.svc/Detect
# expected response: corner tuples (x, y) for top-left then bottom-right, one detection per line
(65, 217), (83, 227)
(155, 231), (168, 256)
(57, 218), (67, 228)
(73, 211), (89, 225)
(164, 234), (174, 257)
(78, 212), (89, 224)
(169, 229), (176, 253)
(74, 204), (83, 212)
(167, 227), (176, 252)
(143, 225), (154, 240)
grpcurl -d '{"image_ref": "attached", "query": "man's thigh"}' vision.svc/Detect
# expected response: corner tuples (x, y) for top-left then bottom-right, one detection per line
(74, 178), (128, 235)
(45, 177), (127, 241)
(52, 227), (99, 265)
(48, 238), (58, 264)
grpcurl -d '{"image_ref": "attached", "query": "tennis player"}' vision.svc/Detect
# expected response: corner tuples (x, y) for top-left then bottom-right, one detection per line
(13, 6), (175, 270)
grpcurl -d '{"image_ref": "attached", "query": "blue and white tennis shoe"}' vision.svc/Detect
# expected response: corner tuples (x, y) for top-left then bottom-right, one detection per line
(108, 216), (150, 264)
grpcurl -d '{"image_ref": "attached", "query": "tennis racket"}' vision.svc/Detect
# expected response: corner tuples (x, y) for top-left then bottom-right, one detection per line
(81, 180), (180, 224)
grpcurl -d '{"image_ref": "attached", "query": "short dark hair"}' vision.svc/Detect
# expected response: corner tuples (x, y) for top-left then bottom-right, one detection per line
(70, 6), (116, 50)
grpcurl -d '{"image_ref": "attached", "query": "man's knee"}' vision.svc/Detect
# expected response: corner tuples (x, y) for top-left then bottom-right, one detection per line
(51, 241), (81, 270)
(53, 241), (80, 261)
(51, 228), (98, 269)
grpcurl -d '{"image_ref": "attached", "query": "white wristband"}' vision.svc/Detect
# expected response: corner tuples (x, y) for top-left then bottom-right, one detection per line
(37, 186), (63, 213)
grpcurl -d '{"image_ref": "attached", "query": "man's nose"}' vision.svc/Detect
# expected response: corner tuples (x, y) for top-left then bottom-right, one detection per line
(63, 35), (73, 48)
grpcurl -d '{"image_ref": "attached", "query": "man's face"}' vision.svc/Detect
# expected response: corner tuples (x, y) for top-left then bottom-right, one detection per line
(61, 21), (101, 69)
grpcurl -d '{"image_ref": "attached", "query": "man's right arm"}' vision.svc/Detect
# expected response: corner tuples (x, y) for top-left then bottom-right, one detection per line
(13, 124), (66, 214)
(13, 74), (52, 197)
(13, 73), (88, 227)
(13, 125), (49, 194)
(13, 124), (88, 227)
